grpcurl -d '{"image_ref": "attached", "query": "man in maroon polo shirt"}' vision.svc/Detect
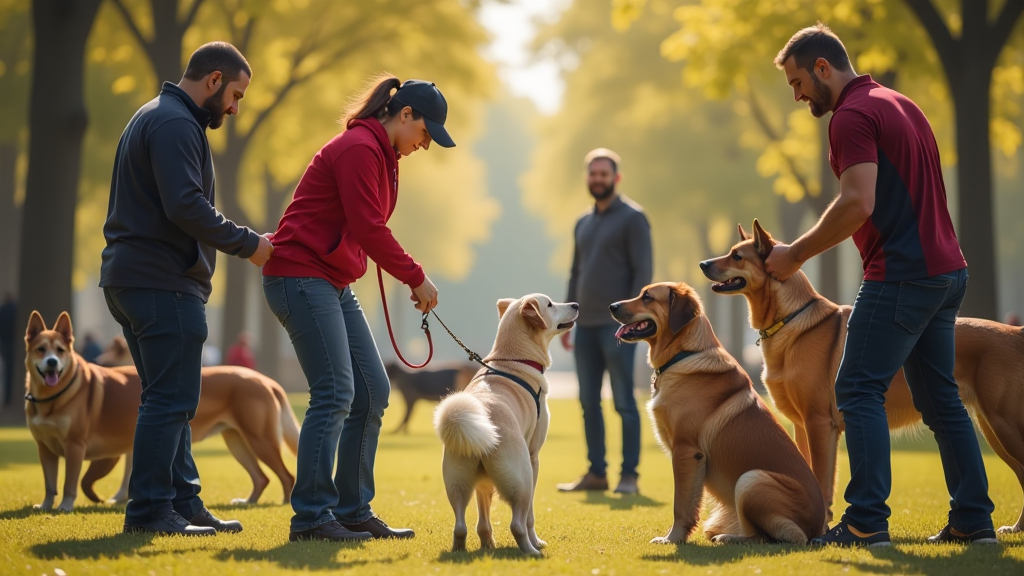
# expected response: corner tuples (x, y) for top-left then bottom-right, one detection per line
(766, 23), (996, 547)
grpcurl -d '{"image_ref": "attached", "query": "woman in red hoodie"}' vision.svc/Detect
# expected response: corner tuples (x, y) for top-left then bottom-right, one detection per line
(262, 75), (452, 542)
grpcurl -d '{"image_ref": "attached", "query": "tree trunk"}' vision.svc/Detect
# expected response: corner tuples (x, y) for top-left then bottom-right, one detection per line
(950, 74), (997, 320)
(0, 143), (20, 296)
(13, 0), (102, 396)
(815, 115), (840, 303)
(213, 142), (253, 356)
(148, 0), (187, 85)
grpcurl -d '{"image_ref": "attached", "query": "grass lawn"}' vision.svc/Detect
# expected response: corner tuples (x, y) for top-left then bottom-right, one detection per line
(1, 392), (1023, 575)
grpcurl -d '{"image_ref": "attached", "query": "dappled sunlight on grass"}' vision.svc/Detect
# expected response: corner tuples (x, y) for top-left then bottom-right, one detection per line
(1, 396), (1023, 575)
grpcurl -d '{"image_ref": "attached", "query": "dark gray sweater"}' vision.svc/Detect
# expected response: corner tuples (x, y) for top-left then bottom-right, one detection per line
(100, 82), (259, 302)
(566, 195), (653, 327)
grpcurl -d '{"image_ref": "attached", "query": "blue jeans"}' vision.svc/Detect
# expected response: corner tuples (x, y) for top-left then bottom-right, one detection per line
(103, 287), (206, 525)
(574, 325), (640, 478)
(836, 268), (994, 533)
(263, 276), (389, 531)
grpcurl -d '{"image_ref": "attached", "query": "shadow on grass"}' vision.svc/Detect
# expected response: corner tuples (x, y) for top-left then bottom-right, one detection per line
(214, 544), (406, 571)
(582, 491), (664, 510)
(437, 546), (542, 563)
(0, 503), (125, 520)
(826, 543), (1024, 575)
(641, 542), (802, 565)
(30, 532), (157, 560)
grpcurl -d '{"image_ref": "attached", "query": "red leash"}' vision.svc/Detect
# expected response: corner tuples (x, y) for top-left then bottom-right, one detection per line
(377, 264), (433, 368)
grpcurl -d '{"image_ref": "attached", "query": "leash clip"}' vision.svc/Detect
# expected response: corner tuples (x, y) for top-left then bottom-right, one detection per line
(420, 313), (430, 332)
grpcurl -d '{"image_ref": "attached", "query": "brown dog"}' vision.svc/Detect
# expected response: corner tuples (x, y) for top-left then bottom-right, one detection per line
(611, 283), (825, 544)
(700, 220), (1024, 533)
(434, 294), (578, 556)
(24, 311), (300, 511)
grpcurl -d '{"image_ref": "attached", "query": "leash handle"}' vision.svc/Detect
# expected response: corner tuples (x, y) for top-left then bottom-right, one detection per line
(377, 264), (433, 369)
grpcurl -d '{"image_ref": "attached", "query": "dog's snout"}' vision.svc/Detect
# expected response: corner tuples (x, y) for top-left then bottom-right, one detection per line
(609, 302), (620, 313)
(46, 357), (58, 368)
(570, 303), (579, 310)
(699, 260), (710, 271)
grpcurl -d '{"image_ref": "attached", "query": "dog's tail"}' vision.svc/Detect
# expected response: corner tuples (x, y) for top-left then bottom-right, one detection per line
(433, 393), (499, 458)
(272, 384), (300, 455)
(80, 457), (120, 502)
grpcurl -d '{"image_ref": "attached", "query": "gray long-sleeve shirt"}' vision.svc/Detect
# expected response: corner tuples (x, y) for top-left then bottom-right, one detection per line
(100, 82), (259, 302)
(566, 195), (653, 327)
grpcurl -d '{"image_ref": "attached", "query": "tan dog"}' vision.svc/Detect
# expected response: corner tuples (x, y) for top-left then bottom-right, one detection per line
(701, 220), (1024, 533)
(94, 335), (134, 367)
(433, 294), (578, 556)
(611, 283), (825, 544)
(24, 311), (300, 512)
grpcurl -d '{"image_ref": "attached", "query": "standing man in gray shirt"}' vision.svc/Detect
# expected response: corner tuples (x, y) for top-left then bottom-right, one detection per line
(557, 148), (653, 495)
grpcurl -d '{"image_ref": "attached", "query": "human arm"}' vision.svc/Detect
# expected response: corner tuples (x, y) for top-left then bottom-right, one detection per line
(765, 163), (876, 280)
(150, 119), (260, 258)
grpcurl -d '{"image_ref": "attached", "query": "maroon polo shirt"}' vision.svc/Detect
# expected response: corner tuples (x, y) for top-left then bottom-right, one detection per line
(828, 75), (966, 281)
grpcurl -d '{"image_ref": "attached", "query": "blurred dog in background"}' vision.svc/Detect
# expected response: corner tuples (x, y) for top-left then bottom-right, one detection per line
(385, 360), (479, 433)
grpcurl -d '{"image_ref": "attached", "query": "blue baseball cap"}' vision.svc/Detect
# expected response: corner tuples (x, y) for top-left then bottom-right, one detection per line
(390, 79), (455, 148)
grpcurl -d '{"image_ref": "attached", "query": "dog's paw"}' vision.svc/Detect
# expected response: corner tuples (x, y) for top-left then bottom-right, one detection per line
(57, 501), (75, 513)
(33, 503), (53, 512)
(533, 538), (548, 549)
(711, 534), (750, 545)
(230, 497), (250, 506)
(997, 525), (1022, 535)
(650, 536), (681, 545)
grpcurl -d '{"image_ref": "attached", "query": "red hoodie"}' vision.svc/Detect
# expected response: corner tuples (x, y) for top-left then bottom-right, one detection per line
(262, 118), (425, 289)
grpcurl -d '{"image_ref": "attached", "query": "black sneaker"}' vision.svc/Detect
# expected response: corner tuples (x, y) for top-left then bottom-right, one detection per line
(927, 524), (998, 545)
(340, 515), (415, 539)
(124, 511), (216, 536)
(289, 520), (373, 542)
(810, 521), (891, 548)
(189, 508), (243, 533)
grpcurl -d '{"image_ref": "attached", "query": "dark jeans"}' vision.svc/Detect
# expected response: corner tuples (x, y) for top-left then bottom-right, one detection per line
(263, 276), (389, 532)
(836, 268), (994, 533)
(103, 287), (206, 525)
(574, 324), (640, 478)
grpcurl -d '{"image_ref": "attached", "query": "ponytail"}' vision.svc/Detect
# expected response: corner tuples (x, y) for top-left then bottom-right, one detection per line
(341, 73), (422, 129)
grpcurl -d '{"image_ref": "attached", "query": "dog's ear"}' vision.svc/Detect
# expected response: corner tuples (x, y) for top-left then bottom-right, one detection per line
(752, 219), (775, 258)
(53, 311), (74, 346)
(25, 311), (46, 343)
(737, 223), (750, 241)
(668, 288), (698, 335)
(520, 298), (548, 330)
(496, 298), (515, 318)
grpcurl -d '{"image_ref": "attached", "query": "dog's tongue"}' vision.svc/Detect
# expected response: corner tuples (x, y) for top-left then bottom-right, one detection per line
(44, 372), (59, 387)
(614, 324), (630, 340)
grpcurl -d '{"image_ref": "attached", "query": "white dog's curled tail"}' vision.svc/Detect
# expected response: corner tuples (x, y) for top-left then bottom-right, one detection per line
(434, 393), (500, 458)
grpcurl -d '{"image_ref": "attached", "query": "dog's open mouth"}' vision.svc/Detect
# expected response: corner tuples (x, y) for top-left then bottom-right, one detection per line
(37, 366), (62, 387)
(711, 277), (747, 293)
(557, 320), (575, 330)
(615, 320), (656, 342)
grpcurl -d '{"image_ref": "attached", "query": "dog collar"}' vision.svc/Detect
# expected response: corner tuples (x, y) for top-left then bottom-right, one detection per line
(25, 365), (78, 404)
(655, 349), (701, 377)
(757, 299), (818, 346)
(491, 359), (545, 374)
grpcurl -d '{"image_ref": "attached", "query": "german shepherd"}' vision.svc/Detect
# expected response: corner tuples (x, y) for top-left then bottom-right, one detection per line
(611, 282), (825, 544)
(24, 311), (300, 511)
(700, 220), (1024, 534)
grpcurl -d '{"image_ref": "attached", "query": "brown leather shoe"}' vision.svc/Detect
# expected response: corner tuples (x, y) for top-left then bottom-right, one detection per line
(289, 520), (373, 542)
(556, 472), (609, 492)
(340, 515), (415, 539)
(614, 474), (639, 494)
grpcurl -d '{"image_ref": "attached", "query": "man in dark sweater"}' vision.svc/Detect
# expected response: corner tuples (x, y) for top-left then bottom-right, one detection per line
(557, 148), (653, 495)
(100, 42), (273, 536)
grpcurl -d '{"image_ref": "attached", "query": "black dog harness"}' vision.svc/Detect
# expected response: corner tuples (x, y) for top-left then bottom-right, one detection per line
(484, 367), (542, 417)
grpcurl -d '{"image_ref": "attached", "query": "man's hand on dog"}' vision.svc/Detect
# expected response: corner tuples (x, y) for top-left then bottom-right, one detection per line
(764, 243), (803, 282)
(411, 276), (439, 313)
(248, 233), (274, 266)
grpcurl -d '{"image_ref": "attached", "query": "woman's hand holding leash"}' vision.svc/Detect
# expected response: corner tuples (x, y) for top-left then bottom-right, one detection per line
(411, 276), (439, 313)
